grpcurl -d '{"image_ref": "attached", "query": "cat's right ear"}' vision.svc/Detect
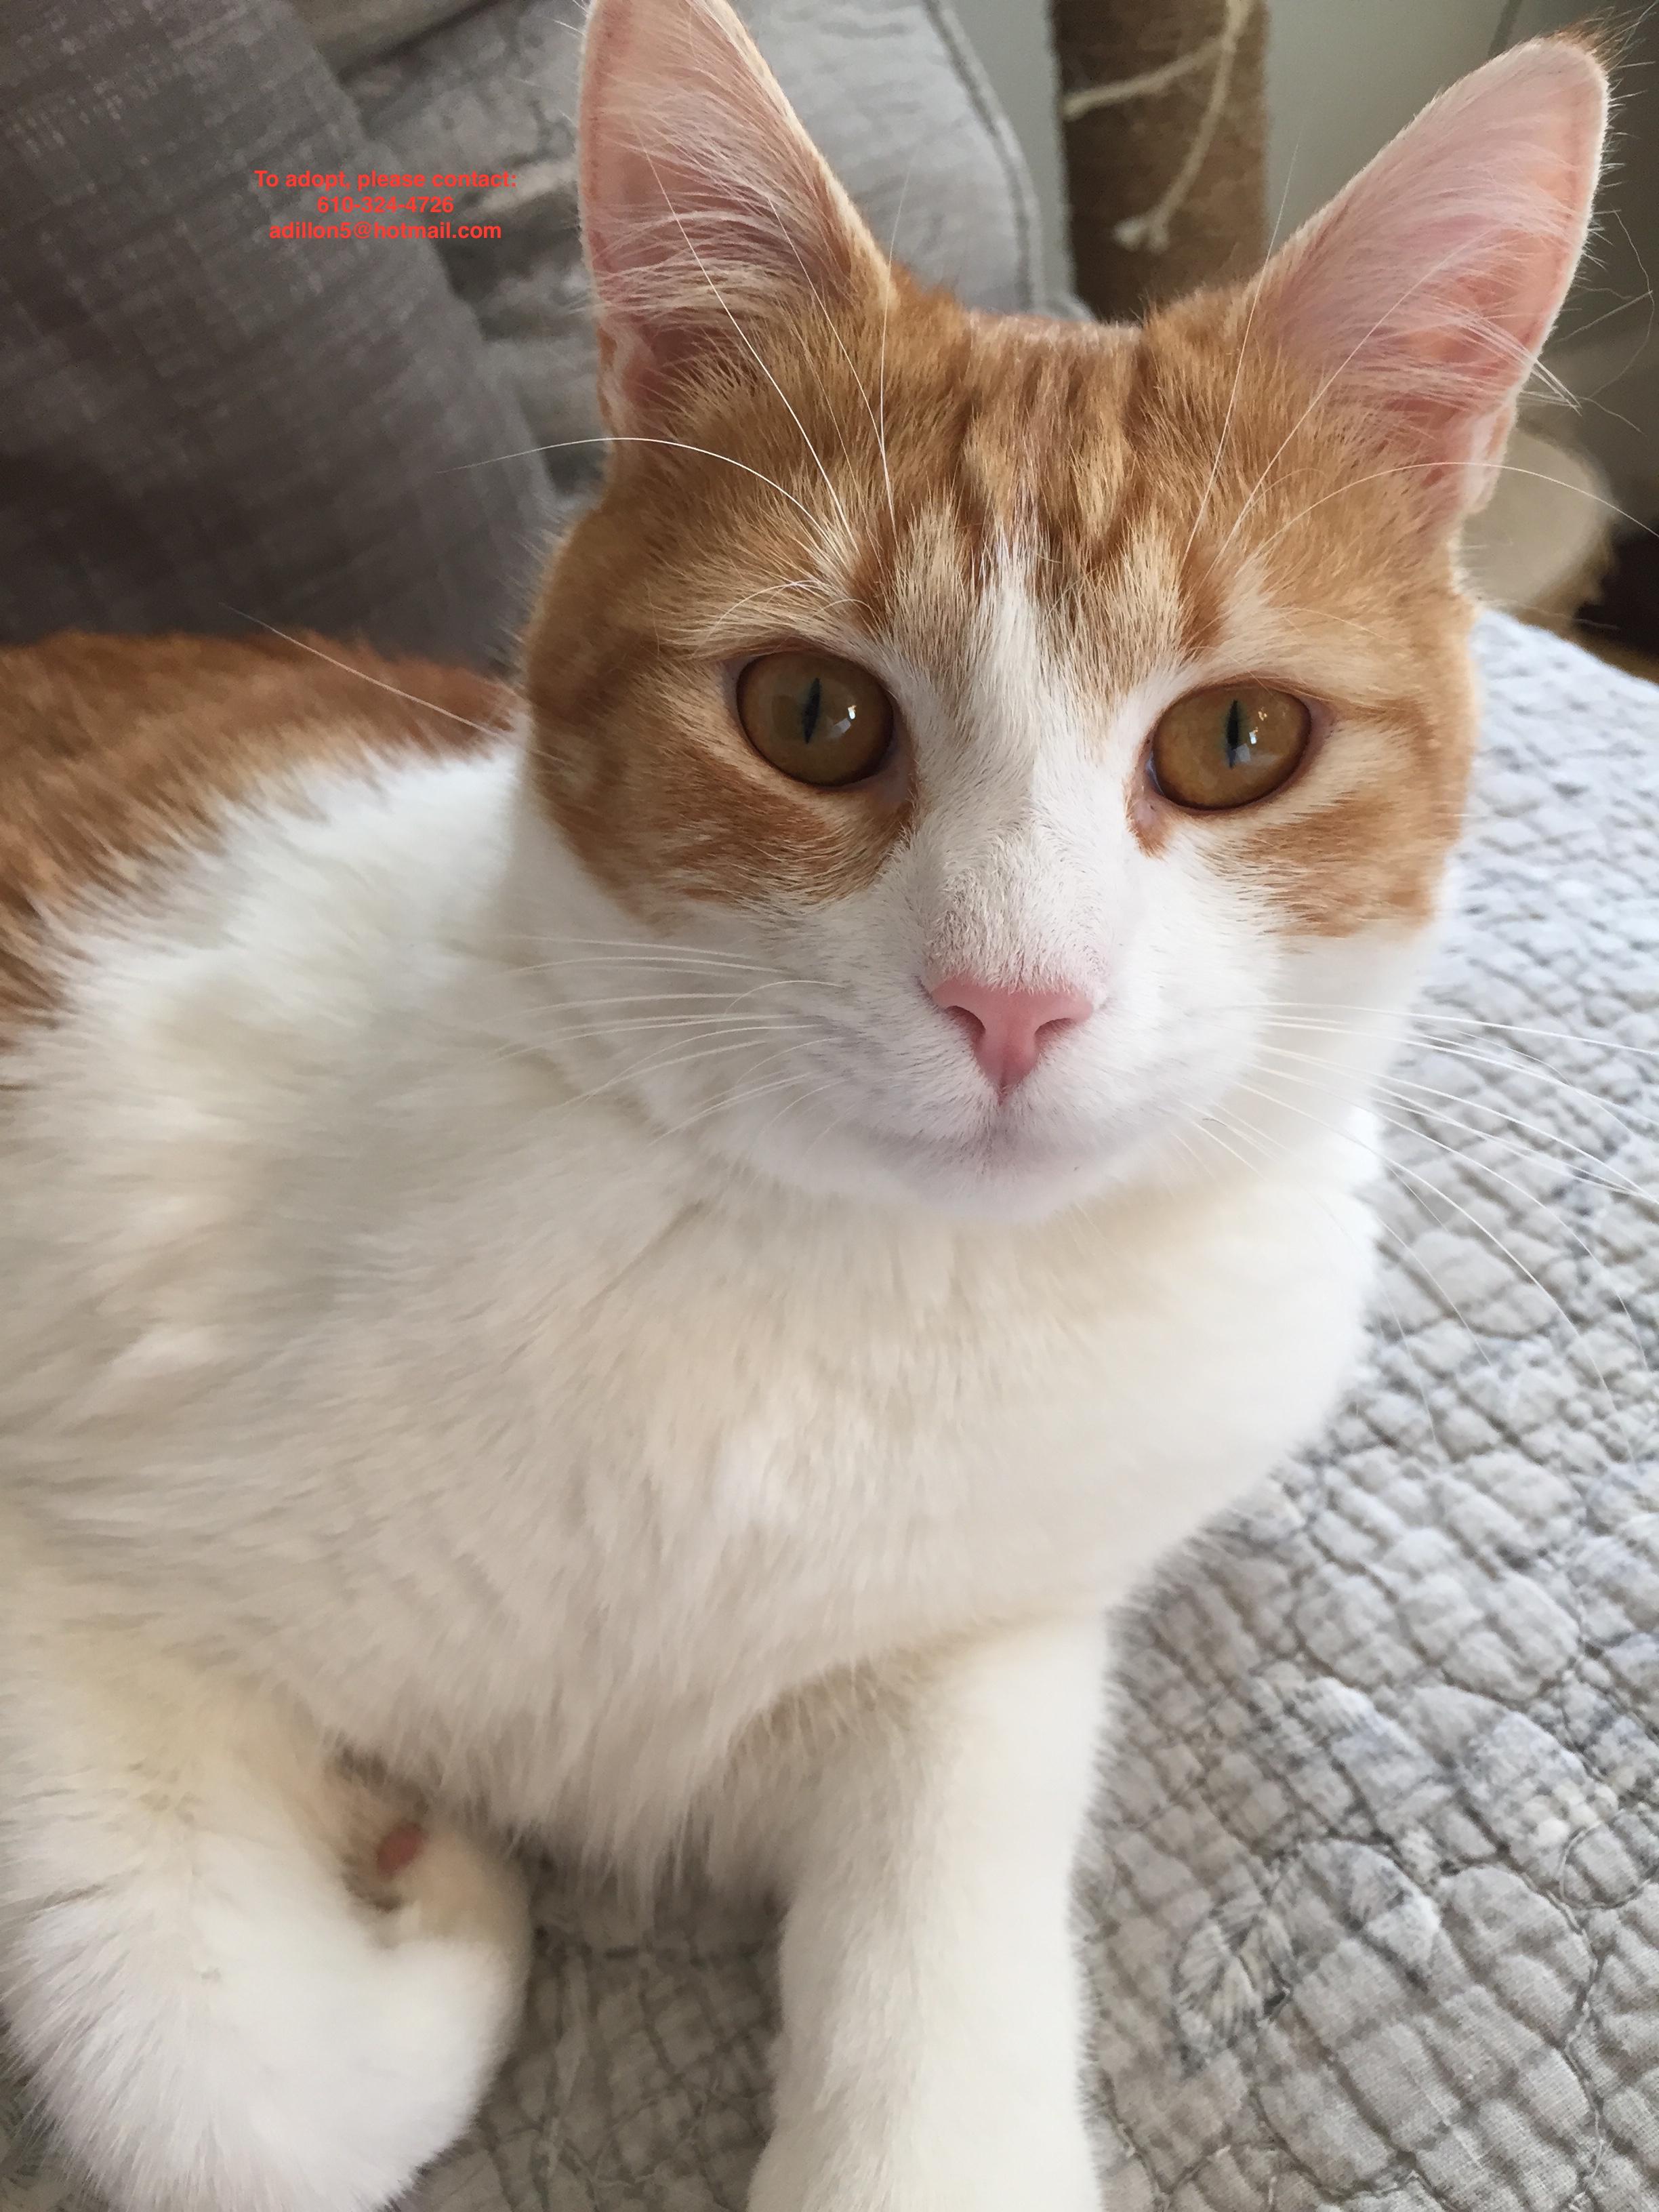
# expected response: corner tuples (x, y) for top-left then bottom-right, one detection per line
(578, 0), (895, 433)
(1250, 34), (1607, 523)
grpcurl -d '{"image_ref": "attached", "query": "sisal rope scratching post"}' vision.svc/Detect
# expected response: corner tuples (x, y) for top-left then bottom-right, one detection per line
(1050, 0), (1267, 321)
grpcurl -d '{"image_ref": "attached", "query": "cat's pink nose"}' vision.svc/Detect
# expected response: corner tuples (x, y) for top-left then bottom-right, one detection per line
(930, 975), (1092, 1096)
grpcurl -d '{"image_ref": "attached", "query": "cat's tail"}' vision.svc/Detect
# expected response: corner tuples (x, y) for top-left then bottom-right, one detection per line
(0, 1578), (530, 2212)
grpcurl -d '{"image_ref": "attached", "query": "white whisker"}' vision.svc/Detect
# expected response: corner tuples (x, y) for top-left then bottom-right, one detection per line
(1256, 1016), (1659, 1149)
(876, 155), (917, 533)
(545, 1015), (811, 1050)
(1258, 1041), (1653, 1205)
(1203, 1101), (1458, 1462)
(754, 180), (886, 491)
(445, 432), (834, 558)
(647, 1058), (819, 1145)
(528, 989), (784, 1011)
(1250, 1052), (1655, 1408)
(1181, 155), (1300, 563)
(1226, 1071), (1643, 1464)
(1198, 234), (1525, 586)
(1252, 456), (1659, 558)
(644, 155), (853, 544)
(1263, 999), (1659, 1062)
(217, 617), (510, 743)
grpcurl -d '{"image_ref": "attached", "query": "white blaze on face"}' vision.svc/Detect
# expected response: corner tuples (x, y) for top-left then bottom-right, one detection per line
(901, 561), (1141, 1000)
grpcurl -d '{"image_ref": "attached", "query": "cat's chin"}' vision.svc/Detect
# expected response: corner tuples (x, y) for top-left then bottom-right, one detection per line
(736, 1109), (1183, 1225)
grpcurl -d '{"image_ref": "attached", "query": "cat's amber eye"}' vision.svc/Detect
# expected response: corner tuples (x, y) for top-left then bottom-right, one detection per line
(1150, 685), (1313, 811)
(736, 651), (895, 788)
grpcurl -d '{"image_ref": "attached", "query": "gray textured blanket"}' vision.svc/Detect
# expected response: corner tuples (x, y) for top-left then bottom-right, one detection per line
(3, 615), (1656, 2209)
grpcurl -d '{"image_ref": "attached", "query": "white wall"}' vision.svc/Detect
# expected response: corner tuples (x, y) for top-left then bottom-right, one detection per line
(1265, 1), (1509, 235)
(948, 0), (1071, 298)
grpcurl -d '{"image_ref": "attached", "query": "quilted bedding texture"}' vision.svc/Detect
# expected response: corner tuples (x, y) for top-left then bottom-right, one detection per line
(1, 613), (1655, 2209)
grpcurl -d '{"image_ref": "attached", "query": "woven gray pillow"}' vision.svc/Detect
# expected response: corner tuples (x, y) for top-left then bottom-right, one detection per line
(0, 0), (552, 662)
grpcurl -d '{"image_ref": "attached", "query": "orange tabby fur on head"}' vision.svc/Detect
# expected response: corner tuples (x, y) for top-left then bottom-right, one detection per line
(528, 286), (1478, 930)
(0, 7), (1607, 2211)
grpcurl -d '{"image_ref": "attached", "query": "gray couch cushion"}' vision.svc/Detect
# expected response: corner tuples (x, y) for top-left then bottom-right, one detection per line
(0, 0), (552, 661)
(0, 0), (1042, 651)
(339, 0), (1048, 492)
(292, 0), (478, 73)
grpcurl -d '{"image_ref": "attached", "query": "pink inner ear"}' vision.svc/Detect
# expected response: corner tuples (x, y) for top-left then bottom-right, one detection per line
(1261, 38), (1607, 510)
(579, 0), (887, 428)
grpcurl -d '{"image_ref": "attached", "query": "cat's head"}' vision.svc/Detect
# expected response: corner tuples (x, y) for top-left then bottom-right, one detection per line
(514, 0), (1605, 1220)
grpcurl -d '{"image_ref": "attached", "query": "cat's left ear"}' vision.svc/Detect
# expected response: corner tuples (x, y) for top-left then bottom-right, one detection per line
(578, 0), (894, 433)
(1252, 34), (1608, 521)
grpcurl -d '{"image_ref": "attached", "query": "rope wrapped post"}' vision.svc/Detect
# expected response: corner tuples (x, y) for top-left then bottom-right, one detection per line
(1051, 0), (1267, 321)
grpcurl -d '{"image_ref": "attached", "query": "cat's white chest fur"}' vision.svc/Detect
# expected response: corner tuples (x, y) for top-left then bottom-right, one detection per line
(279, 1135), (1366, 1861)
(0, 745), (1374, 1871)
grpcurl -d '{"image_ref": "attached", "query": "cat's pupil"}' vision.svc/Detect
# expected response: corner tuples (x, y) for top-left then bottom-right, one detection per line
(1224, 697), (1249, 769)
(800, 676), (822, 745)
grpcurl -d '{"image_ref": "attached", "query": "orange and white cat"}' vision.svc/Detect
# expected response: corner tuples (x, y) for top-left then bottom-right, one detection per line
(0, 5), (1605, 2208)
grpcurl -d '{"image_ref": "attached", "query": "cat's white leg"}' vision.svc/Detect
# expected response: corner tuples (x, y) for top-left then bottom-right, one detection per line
(747, 1617), (1108, 2212)
(0, 1612), (530, 2212)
